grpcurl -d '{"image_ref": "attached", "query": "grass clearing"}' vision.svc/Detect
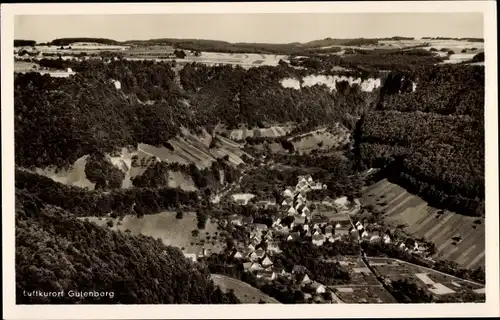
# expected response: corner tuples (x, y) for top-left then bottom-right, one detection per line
(211, 274), (281, 304)
(84, 211), (224, 255)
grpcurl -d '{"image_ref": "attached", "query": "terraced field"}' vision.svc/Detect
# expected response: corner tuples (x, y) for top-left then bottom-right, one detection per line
(362, 179), (485, 269)
(138, 132), (251, 170)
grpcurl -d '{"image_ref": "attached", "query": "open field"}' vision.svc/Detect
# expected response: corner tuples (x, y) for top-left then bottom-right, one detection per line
(367, 257), (485, 300)
(84, 211), (224, 255)
(229, 125), (294, 141)
(362, 179), (485, 269)
(289, 126), (350, 154)
(211, 274), (281, 304)
(31, 155), (95, 190)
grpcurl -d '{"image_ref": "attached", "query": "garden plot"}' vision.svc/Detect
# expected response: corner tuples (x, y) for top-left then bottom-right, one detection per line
(84, 211), (224, 255)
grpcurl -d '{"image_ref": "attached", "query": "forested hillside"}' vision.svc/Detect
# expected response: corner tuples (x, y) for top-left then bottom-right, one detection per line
(15, 189), (240, 304)
(360, 64), (485, 216)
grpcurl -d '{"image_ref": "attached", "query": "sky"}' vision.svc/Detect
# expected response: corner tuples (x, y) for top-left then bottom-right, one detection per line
(14, 13), (483, 44)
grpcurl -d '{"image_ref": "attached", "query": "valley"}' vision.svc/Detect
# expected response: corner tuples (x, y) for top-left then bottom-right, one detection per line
(13, 34), (486, 305)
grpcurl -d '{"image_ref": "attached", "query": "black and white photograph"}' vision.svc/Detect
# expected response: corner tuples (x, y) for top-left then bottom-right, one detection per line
(2, 2), (499, 319)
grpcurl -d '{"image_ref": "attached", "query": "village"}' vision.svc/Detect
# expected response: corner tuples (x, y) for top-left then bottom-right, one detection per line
(184, 174), (433, 303)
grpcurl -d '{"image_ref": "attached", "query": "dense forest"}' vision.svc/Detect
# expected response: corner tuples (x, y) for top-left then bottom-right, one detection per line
(15, 56), (485, 218)
(360, 64), (485, 216)
(14, 39), (37, 47)
(16, 189), (240, 304)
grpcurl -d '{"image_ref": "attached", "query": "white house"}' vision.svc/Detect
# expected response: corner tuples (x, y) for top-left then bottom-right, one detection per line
(234, 251), (244, 259)
(301, 274), (312, 284)
(357, 224), (364, 231)
(303, 224), (310, 232)
(250, 262), (264, 272)
(307, 176), (314, 184)
(310, 282), (327, 294)
(113, 80), (121, 90)
(183, 253), (197, 262)
(283, 189), (294, 198)
(251, 249), (265, 260)
(361, 230), (369, 239)
(335, 223), (342, 229)
(247, 243), (256, 252)
(288, 207), (297, 215)
(302, 206), (310, 215)
(312, 234), (326, 246)
(262, 256), (274, 268)
(370, 235), (381, 243)
(334, 196), (349, 208)
(383, 234), (391, 244)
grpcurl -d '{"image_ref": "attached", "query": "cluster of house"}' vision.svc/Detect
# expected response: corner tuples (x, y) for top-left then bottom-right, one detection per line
(353, 220), (424, 254)
(222, 175), (364, 284)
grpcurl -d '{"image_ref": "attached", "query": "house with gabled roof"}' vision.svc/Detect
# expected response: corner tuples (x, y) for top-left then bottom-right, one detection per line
(288, 207), (297, 215)
(250, 248), (265, 261)
(302, 206), (311, 215)
(243, 262), (253, 271)
(261, 256), (273, 268)
(383, 234), (391, 244)
(267, 241), (282, 254)
(258, 269), (277, 281)
(283, 188), (294, 198)
(250, 262), (264, 272)
(294, 216), (306, 225)
(310, 282), (327, 294)
(301, 273), (312, 284)
(361, 230), (370, 240)
(233, 251), (244, 259)
(287, 232), (300, 241)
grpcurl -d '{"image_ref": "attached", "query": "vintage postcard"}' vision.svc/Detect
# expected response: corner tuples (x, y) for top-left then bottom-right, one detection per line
(2, 1), (498, 319)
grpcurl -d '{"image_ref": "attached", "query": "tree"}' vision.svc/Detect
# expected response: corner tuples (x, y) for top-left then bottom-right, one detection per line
(176, 211), (184, 219)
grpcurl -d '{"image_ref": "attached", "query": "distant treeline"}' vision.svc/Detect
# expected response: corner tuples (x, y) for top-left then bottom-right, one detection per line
(421, 37), (484, 42)
(14, 39), (37, 47)
(50, 38), (120, 46)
